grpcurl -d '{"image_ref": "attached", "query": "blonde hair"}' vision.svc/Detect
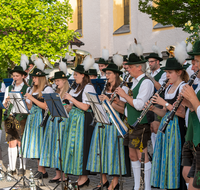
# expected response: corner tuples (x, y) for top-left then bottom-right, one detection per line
(56, 79), (70, 98)
(32, 77), (48, 99)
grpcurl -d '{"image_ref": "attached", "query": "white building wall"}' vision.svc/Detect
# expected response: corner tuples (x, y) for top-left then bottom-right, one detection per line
(74, 0), (189, 58)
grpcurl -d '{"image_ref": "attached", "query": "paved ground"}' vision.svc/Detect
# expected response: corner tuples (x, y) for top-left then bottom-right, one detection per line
(0, 122), (161, 190)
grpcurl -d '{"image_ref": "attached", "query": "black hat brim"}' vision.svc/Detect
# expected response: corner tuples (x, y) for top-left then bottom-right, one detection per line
(161, 65), (188, 70)
(145, 55), (163, 62)
(10, 70), (27, 76)
(125, 59), (147, 65)
(71, 68), (85, 74)
(102, 68), (123, 75)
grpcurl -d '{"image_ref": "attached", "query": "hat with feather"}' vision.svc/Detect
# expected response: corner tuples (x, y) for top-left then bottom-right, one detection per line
(52, 71), (68, 80)
(96, 47), (109, 65)
(102, 63), (123, 75)
(162, 42), (188, 70)
(113, 53), (123, 69)
(145, 44), (163, 61)
(10, 66), (27, 76)
(125, 38), (146, 65)
(188, 40), (200, 56)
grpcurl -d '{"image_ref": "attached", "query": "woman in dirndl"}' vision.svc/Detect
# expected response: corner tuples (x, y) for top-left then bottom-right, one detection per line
(61, 65), (96, 188)
(3, 66), (29, 175)
(87, 63), (131, 190)
(149, 58), (188, 190)
(22, 68), (54, 179)
(39, 71), (70, 183)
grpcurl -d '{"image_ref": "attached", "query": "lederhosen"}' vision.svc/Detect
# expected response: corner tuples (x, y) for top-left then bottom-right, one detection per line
(182, 90), (200, 187)
(124, 76), (151, 150)
(4, 84), (28, 141)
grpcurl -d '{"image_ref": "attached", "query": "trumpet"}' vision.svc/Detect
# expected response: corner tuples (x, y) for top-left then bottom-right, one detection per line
(110, 73), (130, 104)
(131, 78), (169, 129)
(159, 69), (199, 134)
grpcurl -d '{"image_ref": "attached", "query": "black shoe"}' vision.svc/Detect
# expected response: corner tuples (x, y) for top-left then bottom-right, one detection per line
(78, 178), (90, 188)
(11, 170), (16, 175)
(56, 177), (69, 184)
(108, 183), (119, 190)
(93, 180), (109, 190)
(49, 178), (60, 183)
(18, 168), (26, 176)
(35, 171), (48, 179)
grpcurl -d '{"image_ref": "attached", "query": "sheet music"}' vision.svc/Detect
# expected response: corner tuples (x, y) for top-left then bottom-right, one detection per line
(85, 92), (110, 125)
(9, 92), (29, 114)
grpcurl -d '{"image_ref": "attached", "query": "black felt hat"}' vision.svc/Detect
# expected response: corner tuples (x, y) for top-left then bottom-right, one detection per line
(102, 63), (123, 75)
(188, 41), (200, 55)
(10, 66), (27, 76)
(30, 68), (48, 77)
(161, 58), (188, 70)
(145, 53), (163, 61)
(125, 53), (146, 65)
(186, 56), (194, 61)
(96, 58), (109, 65)
(87, 69), (98, 76)
(52, 71), (68, 80)
(71, 65), (86, 74)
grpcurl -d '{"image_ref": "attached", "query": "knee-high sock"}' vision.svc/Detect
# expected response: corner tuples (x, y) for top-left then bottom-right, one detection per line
(131, 160), (141, 190)
(144, 161), (151, 190)
(8, 147), (17, 171)
(18, 147), (26, 170)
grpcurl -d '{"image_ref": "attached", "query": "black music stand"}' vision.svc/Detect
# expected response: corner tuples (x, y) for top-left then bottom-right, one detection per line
(103, 99), (128, 190)
(43, 93), (69, 190)
(7, 92), (42, 190)
(86, 92), (111, 190)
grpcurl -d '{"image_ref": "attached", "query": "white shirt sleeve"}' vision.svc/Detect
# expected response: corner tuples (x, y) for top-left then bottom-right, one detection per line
(158, 72), (167, 85)
(43, 86), (54, 93)
(2, 86), (9, 104)
(197, 106), (200, 123)
(82, 84), (96, 104)
(120, 86), (129, 102)
(132, 79), (154, 111)
(1, 83), (6, 92)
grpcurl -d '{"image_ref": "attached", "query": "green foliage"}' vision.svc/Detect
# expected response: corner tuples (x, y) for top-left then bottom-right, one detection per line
(138, 0), (200, 28)
(0, 0), (78, 70)
(183, 20), (200, 44)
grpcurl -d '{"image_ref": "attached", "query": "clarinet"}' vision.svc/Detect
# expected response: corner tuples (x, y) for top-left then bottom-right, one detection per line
(4, 80), (16, 116)
(131, 78), (169, 129)
(63, 81), (77, 105)
(110, 73), (130, 104)
(139, 153), (145, 190)
(159, 69), (199, 134)
(28, 82), (35, 93)
(40, 85), (58, 127)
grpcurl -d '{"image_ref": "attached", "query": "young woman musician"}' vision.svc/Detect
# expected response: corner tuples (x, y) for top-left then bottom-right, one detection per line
(149, 58), (188, 190)
(61, 65), (96, 188)
(22, 68), (54, 179)
(3, 66), (29, 175)
(87, 63), (130, 190)
(39, 71), (69, 183)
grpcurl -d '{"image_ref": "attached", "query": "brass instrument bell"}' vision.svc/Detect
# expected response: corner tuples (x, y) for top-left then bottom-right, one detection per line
(73, 49), (90, 67)
(166, 45), (175, 58)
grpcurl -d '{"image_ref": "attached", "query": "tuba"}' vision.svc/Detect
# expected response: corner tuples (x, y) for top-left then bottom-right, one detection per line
(73, 49), (90, 67)
(166, 45), (175, 58)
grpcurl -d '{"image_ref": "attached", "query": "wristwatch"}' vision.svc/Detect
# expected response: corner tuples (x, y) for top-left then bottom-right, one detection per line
(165, 102), (169, 109)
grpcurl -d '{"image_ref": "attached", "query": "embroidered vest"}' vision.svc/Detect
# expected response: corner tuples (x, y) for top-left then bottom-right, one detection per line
(126, 77), (148, 126)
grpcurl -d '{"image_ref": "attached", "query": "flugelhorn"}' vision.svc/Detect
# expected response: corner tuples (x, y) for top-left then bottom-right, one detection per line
(159, 69), (199, 134)
(38, 53), (53, 69)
